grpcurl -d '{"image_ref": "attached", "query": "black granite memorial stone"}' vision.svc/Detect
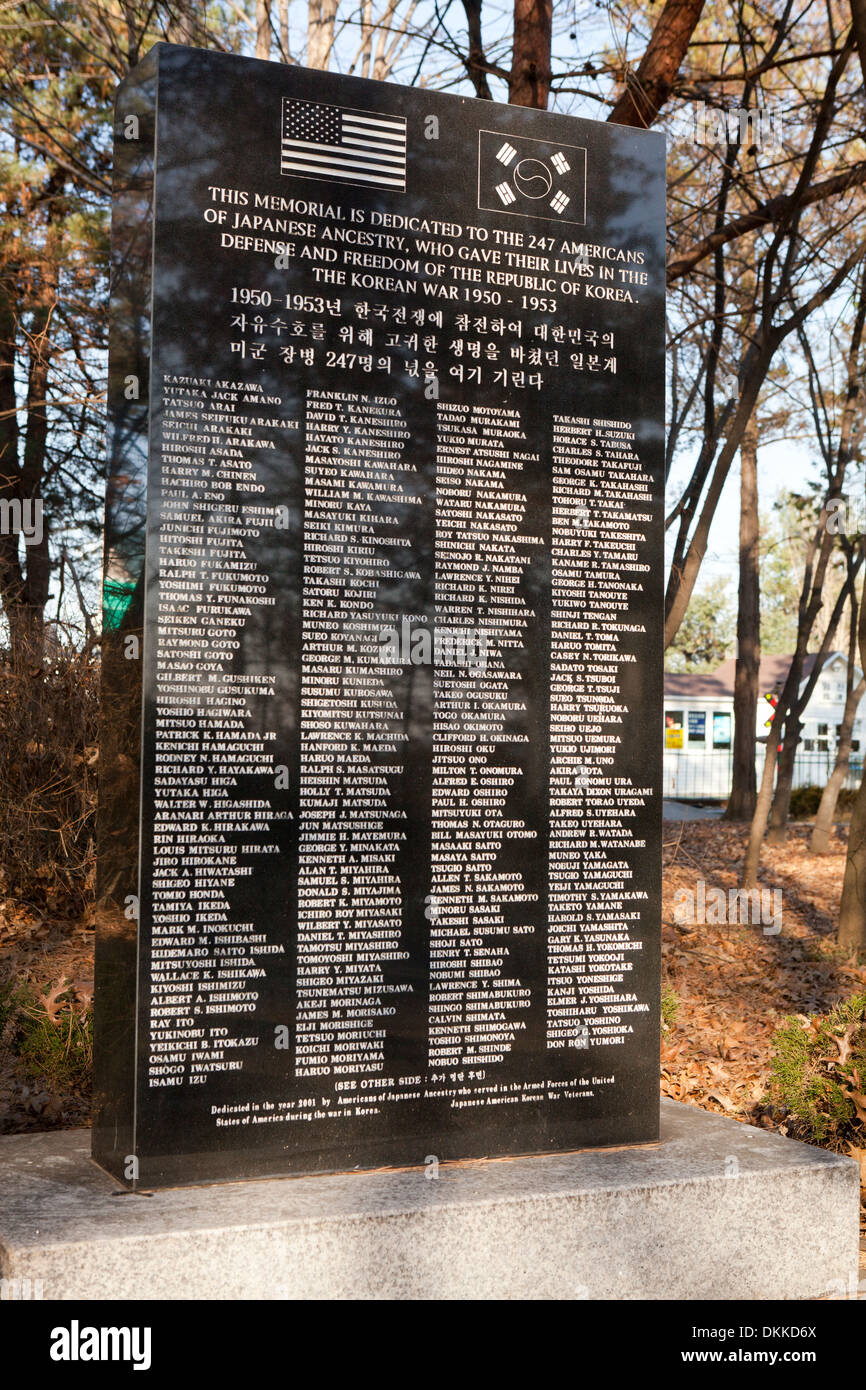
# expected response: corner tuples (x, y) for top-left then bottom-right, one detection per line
(94, 42), (666, 1187)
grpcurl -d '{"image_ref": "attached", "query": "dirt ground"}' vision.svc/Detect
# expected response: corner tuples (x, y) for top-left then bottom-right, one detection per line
(661, 820), (865, 1111)
(661, 818), (866, 1245)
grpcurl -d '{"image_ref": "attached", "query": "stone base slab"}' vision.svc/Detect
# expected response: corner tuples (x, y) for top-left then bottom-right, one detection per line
(0, 1100), (858, 1300)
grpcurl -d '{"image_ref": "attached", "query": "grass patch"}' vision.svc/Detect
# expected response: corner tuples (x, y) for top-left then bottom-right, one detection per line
(767, 992), (866, 1147)
(0, 981), (92, 1096)
(661, 986), (679, 1033)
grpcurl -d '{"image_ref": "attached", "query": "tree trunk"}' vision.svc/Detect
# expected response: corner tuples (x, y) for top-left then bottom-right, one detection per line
(18, 286), (54, 659)
(256, 0), (271, 59)
(461, 0), (494, 99)
(0, 278), (22, 632)
(665, 191), (866, 650)
(839, 573), (866, 953)
(812, 675), (866, 854)
(725, 412), (760, 819)
(509, 0), (552, 107)
(0, 178), (59, 669)
(766, 716), (801, 844)
(664, 349), (765, 647)
(742, 728), (780, 887)
(0, 267), (54, 668)
(308, 0), (339, 69)
(764, 562), (859, 848)
(839, 769), (866, 954)
(607, 0), (706, 128)
(122, 2), (140, 68)
(851, 0), (866, 96)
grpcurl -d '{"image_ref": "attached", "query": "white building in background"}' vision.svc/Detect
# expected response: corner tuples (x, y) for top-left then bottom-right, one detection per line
(663, 651), (865, 801)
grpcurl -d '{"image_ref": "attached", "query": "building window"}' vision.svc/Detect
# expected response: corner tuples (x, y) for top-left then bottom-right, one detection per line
(687, 711), (706, 743)
(712, 712), (731, 749)
(817, 722), (829, 752)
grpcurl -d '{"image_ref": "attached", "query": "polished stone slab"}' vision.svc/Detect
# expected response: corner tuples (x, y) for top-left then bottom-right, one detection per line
(96, 43), (667, 1187)
(0, 1100), (858, 1300)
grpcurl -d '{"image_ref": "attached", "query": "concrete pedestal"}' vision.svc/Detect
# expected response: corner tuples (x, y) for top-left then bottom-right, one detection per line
(0, 1100), (859, 1300)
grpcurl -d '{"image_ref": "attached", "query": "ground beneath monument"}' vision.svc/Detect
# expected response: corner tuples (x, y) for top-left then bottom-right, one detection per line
(1, 820), (864, 1236)
(662, 819), (866, 1239)
(661, 821), (863, 1112)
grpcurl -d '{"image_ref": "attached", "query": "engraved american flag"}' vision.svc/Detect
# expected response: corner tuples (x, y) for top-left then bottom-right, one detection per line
(280, 98), (407, 191)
